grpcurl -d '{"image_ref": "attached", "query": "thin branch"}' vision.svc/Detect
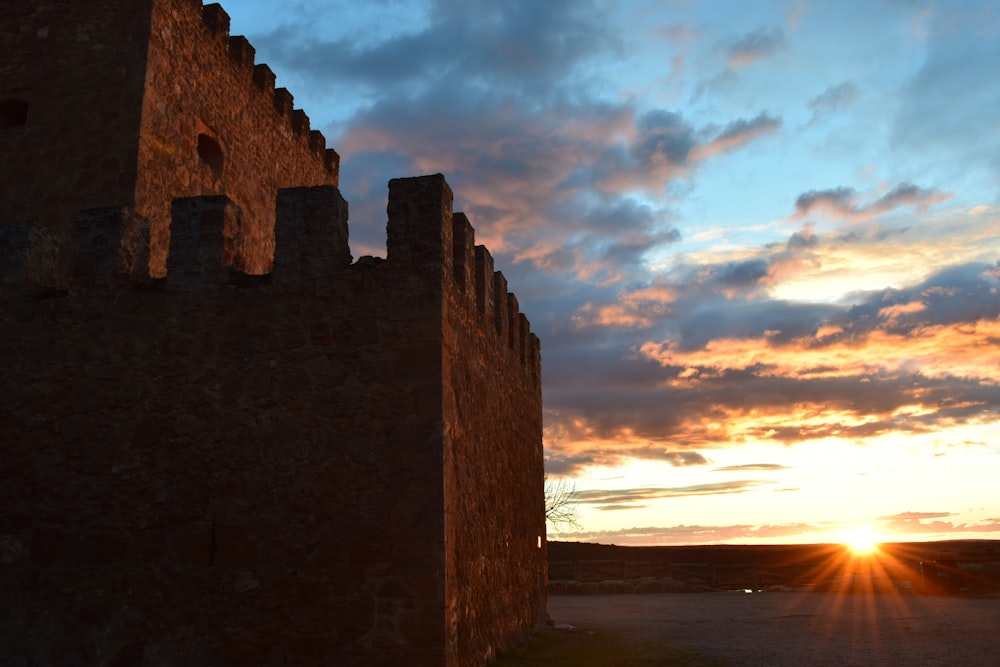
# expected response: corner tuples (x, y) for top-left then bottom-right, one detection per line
(545, 473), (581, 530)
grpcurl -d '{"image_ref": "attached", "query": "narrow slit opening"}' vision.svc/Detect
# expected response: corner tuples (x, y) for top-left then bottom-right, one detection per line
(197, 133), (225, 179)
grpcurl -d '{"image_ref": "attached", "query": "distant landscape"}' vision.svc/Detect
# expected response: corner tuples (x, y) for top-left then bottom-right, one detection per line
(548, 540), (1000, 595)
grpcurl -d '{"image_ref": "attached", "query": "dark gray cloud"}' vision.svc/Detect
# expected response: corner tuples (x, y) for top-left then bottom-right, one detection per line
(715, 258), (770, 289)
(253, 0), (616, 98)
(545, 447), (707, 477)
(632, 110), (696, 166)
(544, 452), (598, 477)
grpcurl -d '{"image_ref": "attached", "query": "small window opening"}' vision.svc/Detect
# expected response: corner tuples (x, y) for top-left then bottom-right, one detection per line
(0, 99), (29, 128)
(197, 133), (225, 179)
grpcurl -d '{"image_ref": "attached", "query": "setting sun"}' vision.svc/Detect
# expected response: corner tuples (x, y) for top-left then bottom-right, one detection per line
(842, 526), (881, 555)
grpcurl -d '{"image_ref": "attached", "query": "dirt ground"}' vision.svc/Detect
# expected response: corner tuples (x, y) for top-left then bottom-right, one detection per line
(547, 591), (1000, 666)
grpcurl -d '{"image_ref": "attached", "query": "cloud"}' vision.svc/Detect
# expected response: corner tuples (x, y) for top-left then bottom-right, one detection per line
(543, 427), (713, 474)
(540, 199), (997, 474)
(253, 0), (618, 98)
(238, 2), (1000, 493)
(553, 523), (755, 545)
(545, 259), (1000, 468)
(876, 512), (1000, 537)
(330, 100), (776, 288)
(691, 113), (782, 159)
(879, 511), (949, 521)
(714, 463), (791, 472)
(545, 452), (599, 477)
(892, 3), (1000, 175)
(575, 480), (773, 509)
(794, 187), (857, 218)
(793, 183), (951, 220)
(248, 2), (788, 282)
(727, 26), (786, 67)
(808, 82), (859, 115)
(865, 183), (953, 215)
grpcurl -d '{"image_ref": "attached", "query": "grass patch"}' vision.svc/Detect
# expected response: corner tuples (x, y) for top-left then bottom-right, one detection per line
(489, 627), (730, 666)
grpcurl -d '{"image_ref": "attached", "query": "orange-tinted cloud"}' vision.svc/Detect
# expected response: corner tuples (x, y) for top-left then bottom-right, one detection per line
(638, 317), (1000, 384)
(543, 260), (999, 470)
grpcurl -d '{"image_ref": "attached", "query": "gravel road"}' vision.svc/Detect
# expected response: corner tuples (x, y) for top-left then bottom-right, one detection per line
(548, 591), (1000, 666)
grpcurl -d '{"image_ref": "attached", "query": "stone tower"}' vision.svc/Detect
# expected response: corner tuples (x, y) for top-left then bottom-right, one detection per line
(1, 0), (338, 277)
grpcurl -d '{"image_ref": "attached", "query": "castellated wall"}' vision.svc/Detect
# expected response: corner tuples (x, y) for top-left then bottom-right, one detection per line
(0, 0), (338, 277)
(1, 2), (545, 663)
(0, 175), (546, 666)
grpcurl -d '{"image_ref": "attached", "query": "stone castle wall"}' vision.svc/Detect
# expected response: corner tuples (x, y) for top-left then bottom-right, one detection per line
(391, 179), (548, 663)
(0, 0), (339, 276)
(1, 1), (151, 231)
(0, 0), (546, 663)
(0, 176), (545, 666)
(137, 0), (339, 276)
(442, 224), (547, 661)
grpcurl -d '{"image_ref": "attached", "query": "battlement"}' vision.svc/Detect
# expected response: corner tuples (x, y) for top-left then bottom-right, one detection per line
(0, 0), (340, 270)
(170, 0), (339, 177)
(0, 175), (539, 378)
(195, 2), (339, 175)
(386, 175), (541, 381)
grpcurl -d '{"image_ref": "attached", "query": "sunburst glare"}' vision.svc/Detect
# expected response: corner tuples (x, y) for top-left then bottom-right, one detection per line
(842, 526), (882, 556)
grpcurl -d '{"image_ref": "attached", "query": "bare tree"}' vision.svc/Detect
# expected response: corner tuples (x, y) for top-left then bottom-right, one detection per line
(544, 473), (581, 530)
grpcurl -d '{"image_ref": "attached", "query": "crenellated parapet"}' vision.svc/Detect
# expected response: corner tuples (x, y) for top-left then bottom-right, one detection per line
(0, 174), (538, 379)
(387, 175), (541, 381)
(170, 0), (340, 180)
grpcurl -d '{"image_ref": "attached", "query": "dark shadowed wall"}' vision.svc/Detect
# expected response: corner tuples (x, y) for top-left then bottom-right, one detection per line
(0, 0), (545, 664)
(0, 178), (544, 667)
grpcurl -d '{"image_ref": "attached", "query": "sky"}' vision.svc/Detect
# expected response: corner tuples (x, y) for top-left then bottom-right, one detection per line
(227, 0), (1000, 546)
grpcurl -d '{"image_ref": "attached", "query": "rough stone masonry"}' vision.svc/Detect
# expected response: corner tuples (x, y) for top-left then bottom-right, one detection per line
(0, 1), (547, 665)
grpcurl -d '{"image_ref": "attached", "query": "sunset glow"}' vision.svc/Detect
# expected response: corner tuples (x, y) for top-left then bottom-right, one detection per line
(842, 526), (881, 556)
(230, 1), (1000, 546)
